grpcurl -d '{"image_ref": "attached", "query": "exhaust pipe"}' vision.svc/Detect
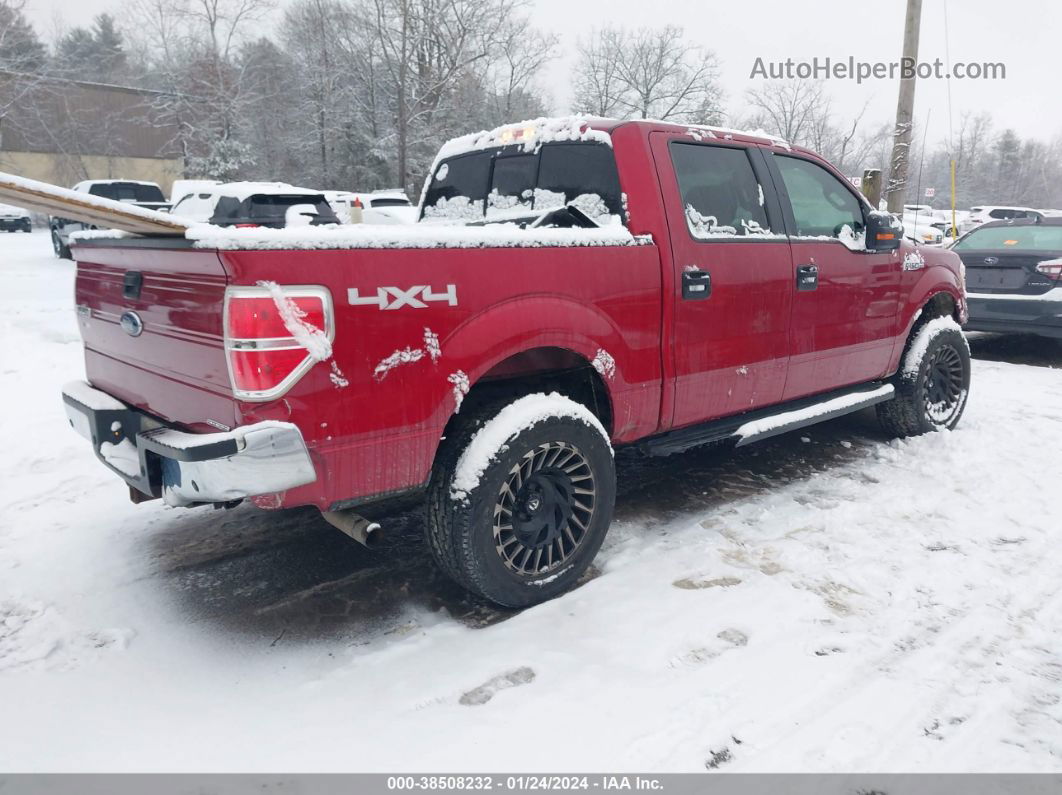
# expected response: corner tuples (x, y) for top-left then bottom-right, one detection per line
(321, 510), (382, 549)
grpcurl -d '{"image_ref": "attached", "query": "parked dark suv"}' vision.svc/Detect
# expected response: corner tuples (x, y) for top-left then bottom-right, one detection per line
(957, 217), (1062, 338)
(50, 180), (170, 258)
(0, 202), (32, 232)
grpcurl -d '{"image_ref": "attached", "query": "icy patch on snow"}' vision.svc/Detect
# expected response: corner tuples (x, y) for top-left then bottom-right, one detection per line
(373, 347), (425, 381)
(902, 316), (966, 378)
(450, 393), (611, 500)
(257, 281), (332, 362)
(0, 598), (134, 673)
(99, 438), (140, 477)
(591, 349), (616, 380)
(735, 385), (895, 440)
(448, 371), (470, 413)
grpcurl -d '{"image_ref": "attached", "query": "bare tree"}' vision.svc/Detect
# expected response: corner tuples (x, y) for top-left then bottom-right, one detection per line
(573, 25), (722, 124)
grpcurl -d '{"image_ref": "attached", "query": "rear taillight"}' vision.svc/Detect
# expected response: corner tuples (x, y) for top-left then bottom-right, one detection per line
(1036, 258), (1062, 282)
(224, 285), (333, 400)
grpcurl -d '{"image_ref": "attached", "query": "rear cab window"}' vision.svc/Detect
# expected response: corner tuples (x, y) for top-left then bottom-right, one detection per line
(421, 142), (624, 226)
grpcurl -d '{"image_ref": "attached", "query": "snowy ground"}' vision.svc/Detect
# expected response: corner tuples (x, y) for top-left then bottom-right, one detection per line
(2, 229), (1062, 772)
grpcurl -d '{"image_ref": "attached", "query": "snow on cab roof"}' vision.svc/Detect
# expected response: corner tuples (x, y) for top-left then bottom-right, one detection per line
(434, 116), (616, 161)
(432, 116), (792, 166)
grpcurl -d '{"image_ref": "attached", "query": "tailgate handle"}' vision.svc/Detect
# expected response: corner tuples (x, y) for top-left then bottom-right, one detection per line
(123, 271), (143, 300)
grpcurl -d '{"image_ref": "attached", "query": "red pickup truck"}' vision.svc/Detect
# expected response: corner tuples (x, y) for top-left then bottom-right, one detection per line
(61, 117), (971, 607)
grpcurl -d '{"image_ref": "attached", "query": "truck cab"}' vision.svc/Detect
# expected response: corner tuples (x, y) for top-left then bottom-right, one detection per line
(56, 117), (970, 608)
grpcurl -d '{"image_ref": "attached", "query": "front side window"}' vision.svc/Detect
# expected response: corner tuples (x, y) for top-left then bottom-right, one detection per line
(669, 142), (773, 239)
(775, 155), (866, 247)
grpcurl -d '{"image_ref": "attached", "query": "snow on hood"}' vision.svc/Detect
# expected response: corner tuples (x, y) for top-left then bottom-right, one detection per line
(186, 223), (651, 251)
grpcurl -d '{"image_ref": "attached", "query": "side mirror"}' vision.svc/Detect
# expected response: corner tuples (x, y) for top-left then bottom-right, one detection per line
(865, 210), (903, 252)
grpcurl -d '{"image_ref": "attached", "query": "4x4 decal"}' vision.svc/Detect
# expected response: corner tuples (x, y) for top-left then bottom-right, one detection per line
(347, 285), (458, 310)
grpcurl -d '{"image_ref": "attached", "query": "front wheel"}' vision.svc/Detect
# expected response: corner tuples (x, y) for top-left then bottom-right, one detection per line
(878, 316), (971, 437)
(51, 229), (71, 259)
(427, 393), (616, 608)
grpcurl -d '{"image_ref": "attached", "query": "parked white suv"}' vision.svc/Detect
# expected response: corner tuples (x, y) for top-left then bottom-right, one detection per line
(324, 189), (417, 224)
(964, 205), (1045, 233)
(49, 180), (169, 258)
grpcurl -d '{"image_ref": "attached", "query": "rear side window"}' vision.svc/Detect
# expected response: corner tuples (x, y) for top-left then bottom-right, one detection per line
(775, 155), (865, 244)
(537, 143), (622, 220)
(421, 142), (623, 224)
(670, 143), (773, 238)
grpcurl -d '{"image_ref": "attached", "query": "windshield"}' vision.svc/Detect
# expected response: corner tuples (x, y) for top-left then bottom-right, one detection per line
(953, 225), (1062, 251)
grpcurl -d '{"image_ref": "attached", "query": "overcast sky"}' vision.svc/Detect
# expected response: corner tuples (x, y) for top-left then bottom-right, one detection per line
(24, 0), (1062, 164)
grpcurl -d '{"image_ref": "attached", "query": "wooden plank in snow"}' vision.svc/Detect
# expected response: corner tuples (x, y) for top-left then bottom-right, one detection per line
(0, 171), (190, 236)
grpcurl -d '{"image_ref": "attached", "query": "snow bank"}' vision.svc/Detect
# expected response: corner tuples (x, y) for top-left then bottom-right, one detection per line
(451, 393), (611, 500)
(188, 223), (649, 251)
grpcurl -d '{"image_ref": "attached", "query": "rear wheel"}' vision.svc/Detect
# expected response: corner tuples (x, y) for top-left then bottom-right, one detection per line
(427, 393), (615, 608)
(51, 229), (71, 259)
(878, 317), (971, 437)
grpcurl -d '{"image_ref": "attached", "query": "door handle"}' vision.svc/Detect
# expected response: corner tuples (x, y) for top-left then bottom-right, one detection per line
(682, 268), (711, 300)
(796, 264), (819, 291)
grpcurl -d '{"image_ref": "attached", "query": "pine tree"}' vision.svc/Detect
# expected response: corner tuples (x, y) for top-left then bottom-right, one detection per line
(0, 1), (47, 72)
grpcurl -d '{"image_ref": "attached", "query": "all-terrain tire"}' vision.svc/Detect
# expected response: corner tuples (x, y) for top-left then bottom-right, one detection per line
(51, 229), (71, 259)
(426, 394), (616, 608)
(877, 317), (971, 437)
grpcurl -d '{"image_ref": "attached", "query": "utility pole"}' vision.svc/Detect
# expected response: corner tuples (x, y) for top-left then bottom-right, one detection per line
(886, 0), (923, 214)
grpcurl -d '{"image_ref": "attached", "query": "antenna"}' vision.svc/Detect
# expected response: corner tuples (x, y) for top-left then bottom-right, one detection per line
(913, 109), (932, 231)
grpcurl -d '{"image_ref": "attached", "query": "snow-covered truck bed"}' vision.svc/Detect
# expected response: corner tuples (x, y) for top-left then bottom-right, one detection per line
(58, 116), (969, 607)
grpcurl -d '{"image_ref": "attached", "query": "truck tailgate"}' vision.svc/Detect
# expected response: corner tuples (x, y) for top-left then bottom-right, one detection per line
(73, 242), (236, 431)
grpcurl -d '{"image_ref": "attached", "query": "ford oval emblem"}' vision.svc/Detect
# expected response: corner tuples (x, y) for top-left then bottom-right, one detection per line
(984, 256), (999, 265)
(120, 310), (144, 337)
